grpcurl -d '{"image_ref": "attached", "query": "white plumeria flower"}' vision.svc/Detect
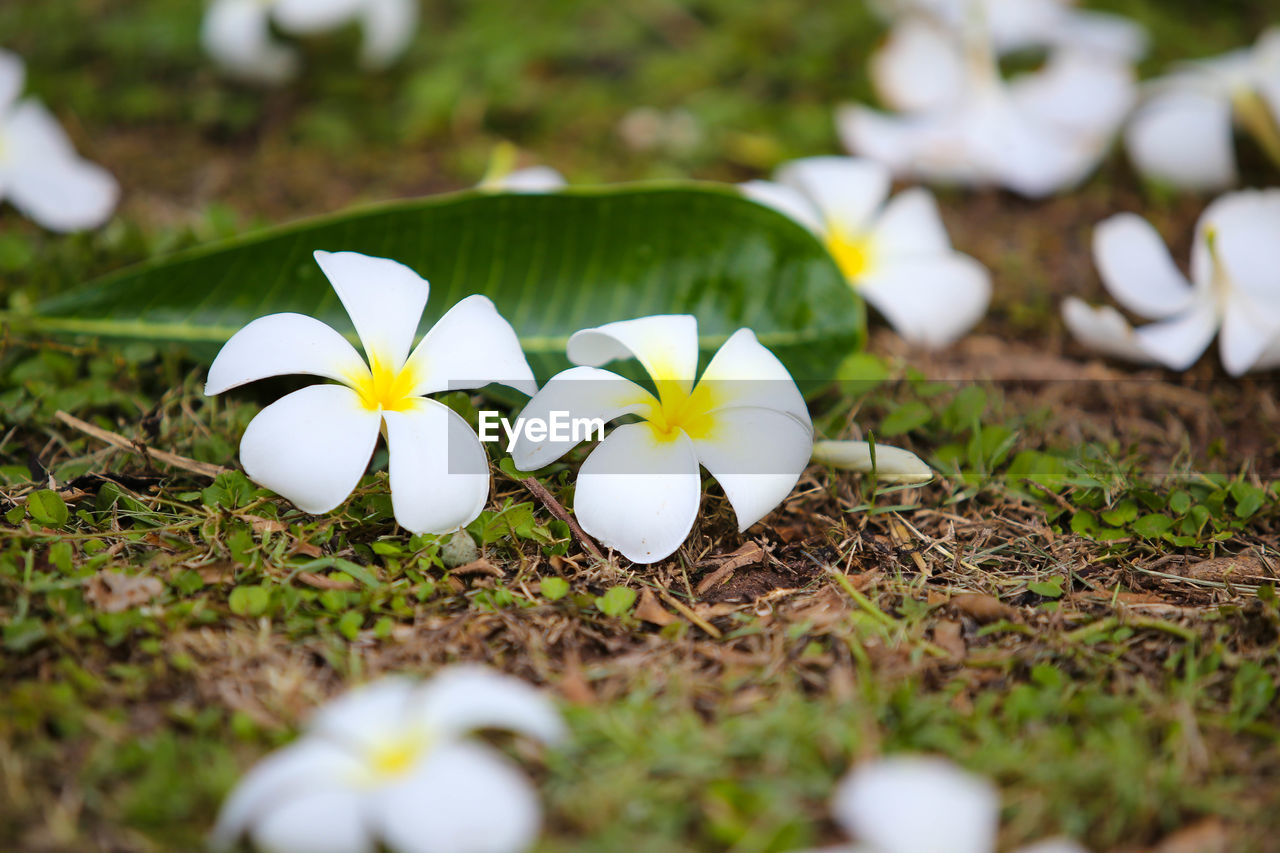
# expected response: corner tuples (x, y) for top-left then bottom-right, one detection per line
(1125, 28), (1280, 191)
(510, 315), (813, 564)
(840, 21), (1136, 198)
(202, 0), (418, 83)
(0, 50), (118, 232)
(1063, 189), (1280, 376)
(742, 157), (991, 348)
(797, 755), (1088, 853)
(211, 667), (566, 853)
(205, 250), (536, 533)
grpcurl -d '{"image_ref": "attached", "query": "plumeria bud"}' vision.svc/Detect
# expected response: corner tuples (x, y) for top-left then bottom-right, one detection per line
(812, 440), (933, 483)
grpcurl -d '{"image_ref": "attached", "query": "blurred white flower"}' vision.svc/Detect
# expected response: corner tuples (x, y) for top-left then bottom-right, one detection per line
(206, 250), (535, 533)
(511, 315), (812, 564)
(202, 0), (418, 83)
(1125, 28), (1280, 191)
(798, 755), (1087, 853)
(477, 142), (567, 193)
(870, 0), (1146, 65)
(212, 667), (565, 853)
(1063, 190), (1280, 375)
(0, 50), (118, 232)
(841, 12), (1136, 197)
(742, 157), (990, 348)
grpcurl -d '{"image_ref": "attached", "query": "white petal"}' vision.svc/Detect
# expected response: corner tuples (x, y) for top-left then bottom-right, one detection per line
(871, 20), (965, 113)
(251, 787), (372, 853)
(4, 100), (118, 232)
(775, 156), (892, 235)
(508, 366), (655, 470)
(1056, 11), (1149, 62)
(573, 423), (701, 564)
(5, 96), (79, 161)
(831, 756), (999, 853)
(1092, 213), (1195, 319)
(373, 741), (542, 853)
(415, 665), (566, 744)
(5, 154), (119, 233)
(1015, 840), (1091, 853)
(963, 94), (1101, 198)
(201, 0), (298, 83)
(1009, 51), (1135, 139)
(210, 739), (365, 852)
(488, 166), (568, 194)
(691, 407), (812, 531)
(239, 384), (382, 514)
(695, 328), (810, 427)
(858, 254), (991, 348)
(403, 295), (536, 398)
(1248, 331), (1280, 372)
(272, 0), (366, 33)
(739, 180), (826, 236)
(0, 49), (25, 112)
(567, 314), (700, 393)
(1133, 301), (1219, 371)
(1198, 189), (1280, 317)
(206, 313), (369, 395)
(811, 440), (933, 483)
(984, 0), (1063, 52)
(1124, 90), (1236, 190)
(359, 0), (419, 68)
(383, 398), (490, 535)
(836, 105), (926, 178)
(313, 250), (429, 371)
(1255, 28), (1280, 117)
(1061, 298), (1162, 365)
(870, 187), (950, 256)
(1219, 298), (1279, 376)
(308, 677), (420, 751)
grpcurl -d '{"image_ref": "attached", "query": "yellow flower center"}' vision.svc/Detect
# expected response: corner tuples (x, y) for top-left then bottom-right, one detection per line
(643, 377), (718, 443)
(350, 355), (419, 413)
(826, 230), (877, 281)
(369, 739), (422, 778)
(353, 730), (433, 787)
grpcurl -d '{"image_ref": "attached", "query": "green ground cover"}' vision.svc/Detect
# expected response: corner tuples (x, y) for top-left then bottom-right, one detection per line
(2, 1), (1278, 850)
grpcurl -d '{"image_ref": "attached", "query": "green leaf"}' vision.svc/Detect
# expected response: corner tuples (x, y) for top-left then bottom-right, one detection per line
(27, 490), (69, 528)
(21, 187), (864, 385)
(1027, 579), (1063, 599)
(1132, 514), (1174, 538)
(879, 402), (932, 436)
(540, 577), (569, 601)
(595, 585), (637, 617)
(228, 585), (270, 617)
(1230, 481), (1266, 519)
(289, 557), (383, 589)
(835, 352), (889, 396)
(336, 611), (364, 641)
